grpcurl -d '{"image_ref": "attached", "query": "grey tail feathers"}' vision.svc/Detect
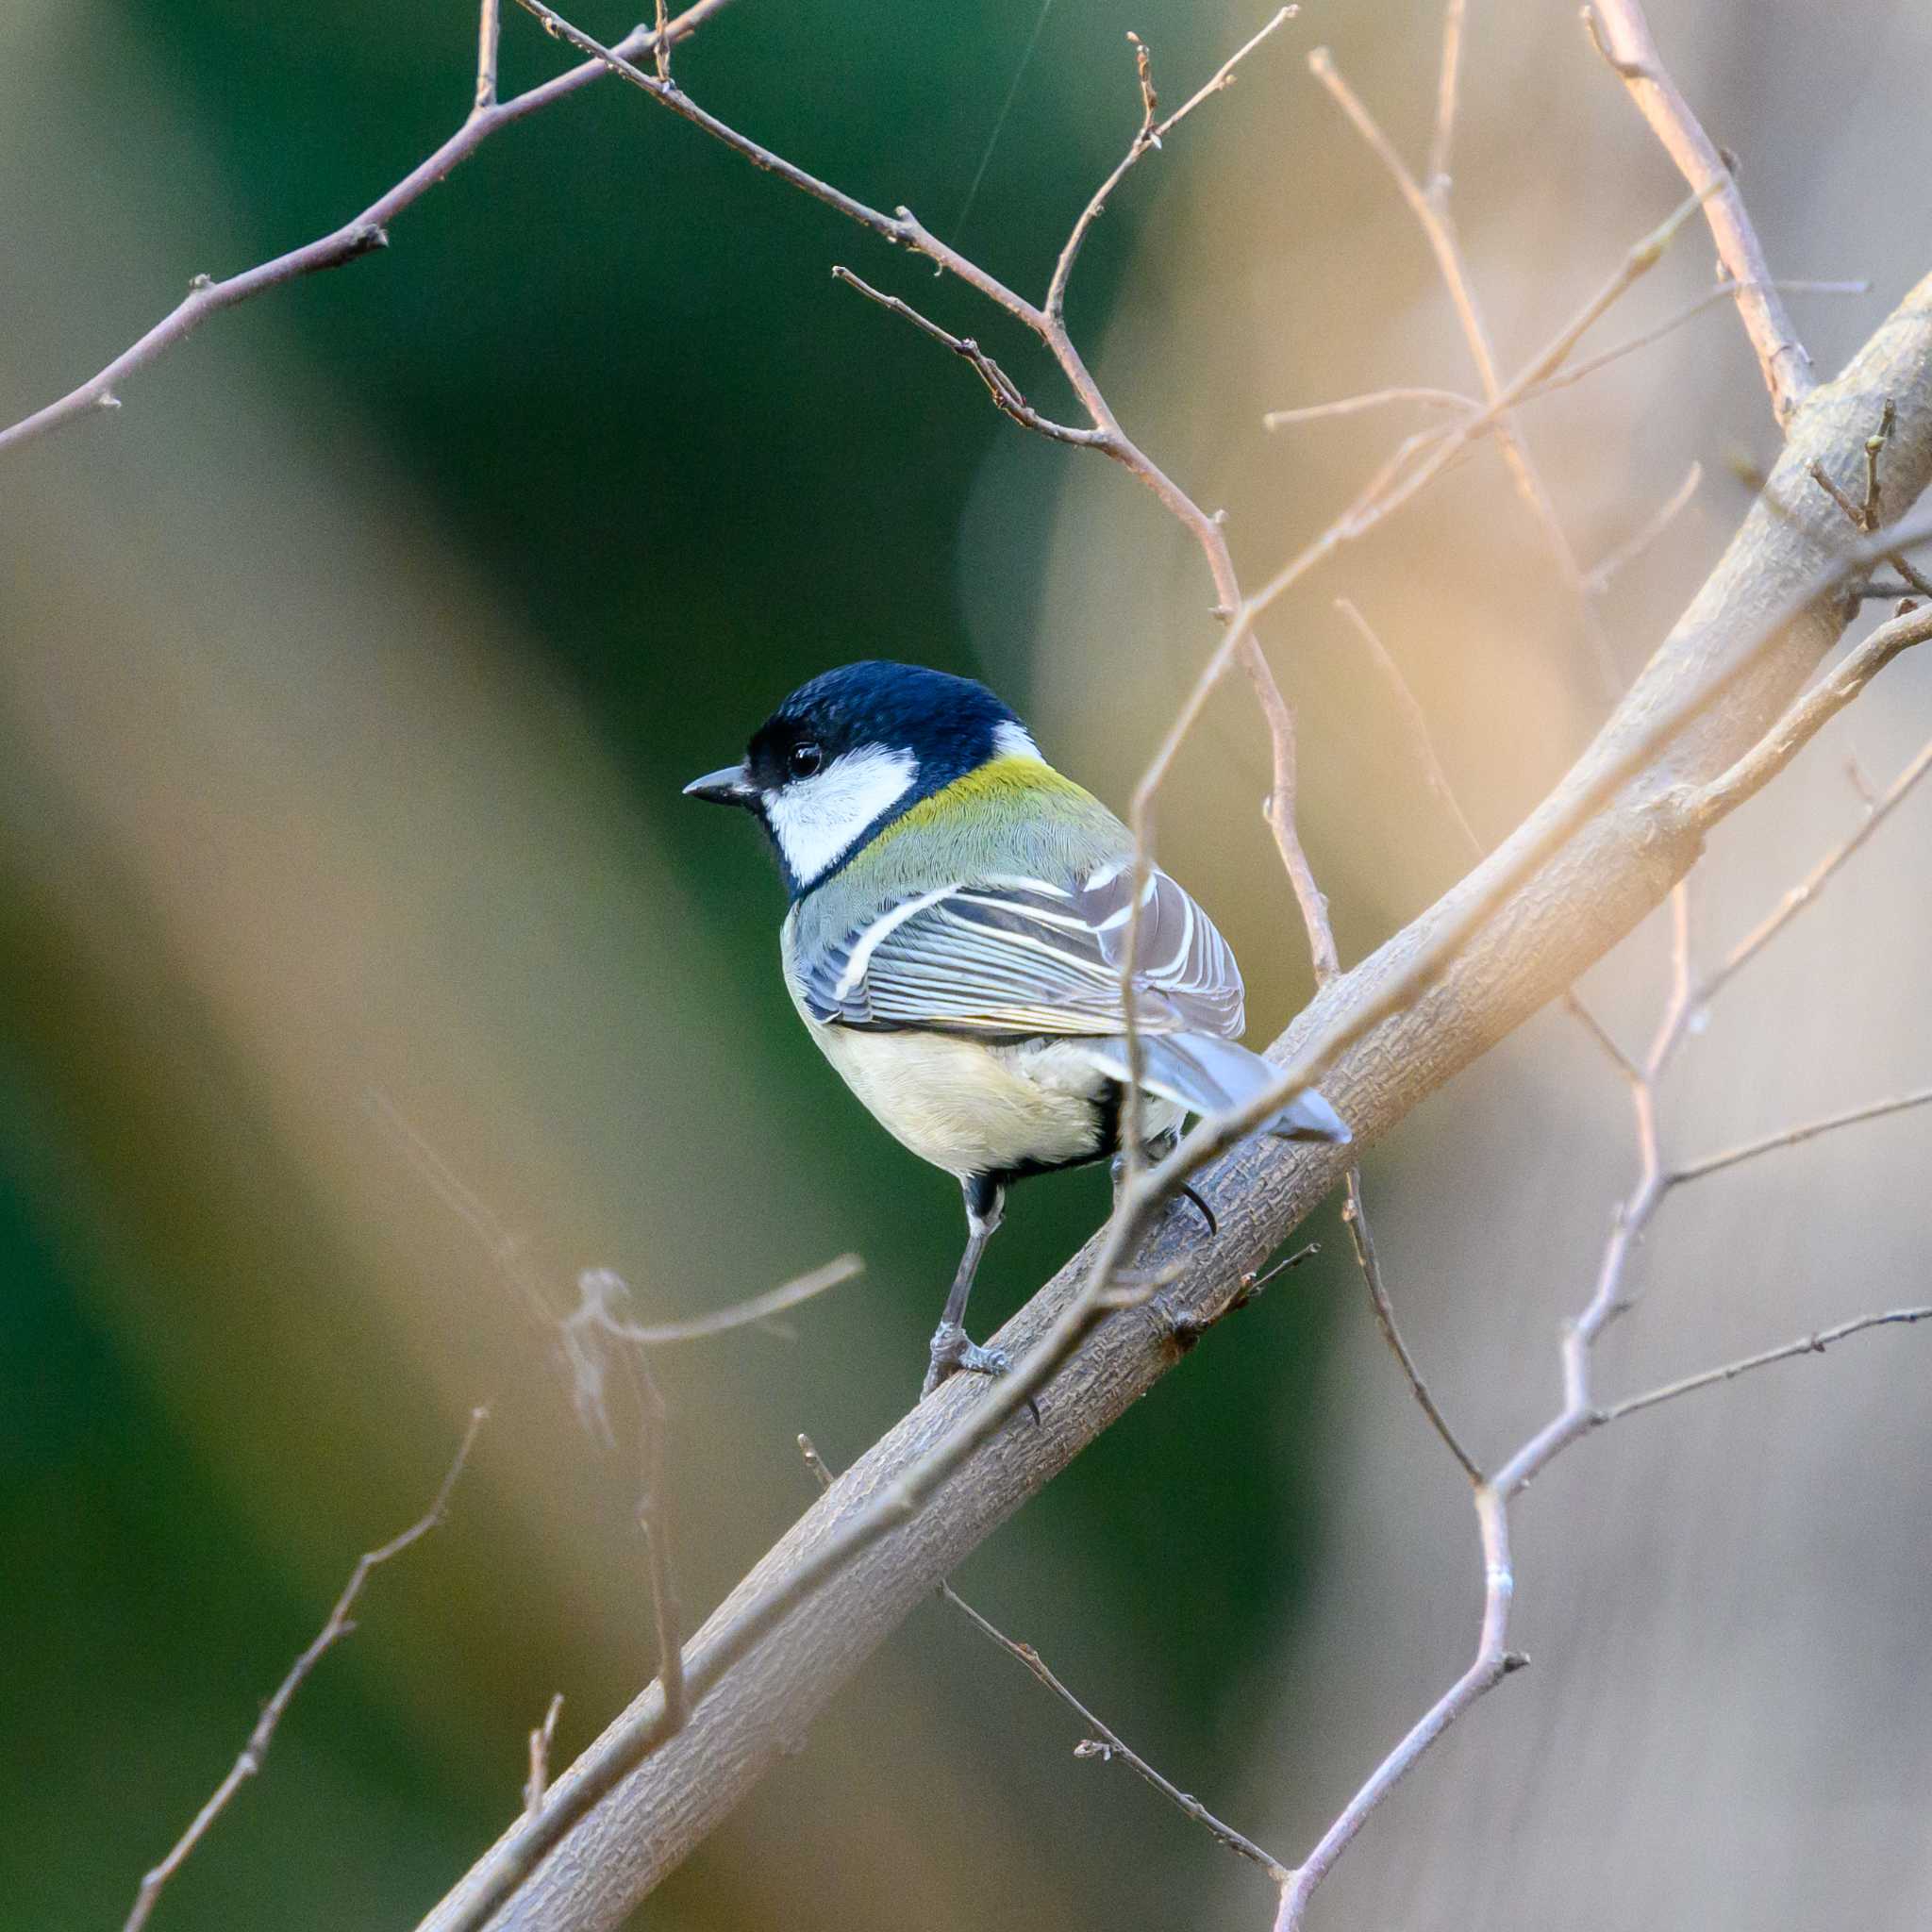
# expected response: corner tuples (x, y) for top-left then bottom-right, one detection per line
(1087, 1034), (1351, 1145)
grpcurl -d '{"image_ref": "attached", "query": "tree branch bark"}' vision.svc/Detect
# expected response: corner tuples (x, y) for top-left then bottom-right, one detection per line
(1583, 0), (1816, 424)
(418, 266), (1932, 1932)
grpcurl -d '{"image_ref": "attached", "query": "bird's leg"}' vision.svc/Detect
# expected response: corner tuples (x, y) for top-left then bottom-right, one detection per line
(1111, 1124), (1218, 1237)
(924, 1177), (1008, 1395)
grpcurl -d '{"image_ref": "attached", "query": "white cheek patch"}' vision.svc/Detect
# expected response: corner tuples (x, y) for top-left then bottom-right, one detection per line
(765, 745), (918, 888)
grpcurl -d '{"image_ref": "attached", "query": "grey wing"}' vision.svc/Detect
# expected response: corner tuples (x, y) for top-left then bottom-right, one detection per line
(798, 863), (1245, 1039)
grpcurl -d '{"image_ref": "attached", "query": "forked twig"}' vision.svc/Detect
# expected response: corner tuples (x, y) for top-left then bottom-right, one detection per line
(1270, 702), (1932, 1924)
(124, 1410), (487, 1932)
(0, 0), (737, 454)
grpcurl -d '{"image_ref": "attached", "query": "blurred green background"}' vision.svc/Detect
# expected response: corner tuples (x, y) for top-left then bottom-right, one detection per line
(5, 2), (1932, 1928)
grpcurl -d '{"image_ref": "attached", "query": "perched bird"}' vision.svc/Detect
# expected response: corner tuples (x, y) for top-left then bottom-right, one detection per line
(685, 661), (1349, 1393)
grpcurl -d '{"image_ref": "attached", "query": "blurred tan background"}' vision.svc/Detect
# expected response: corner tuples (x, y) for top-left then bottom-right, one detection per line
(2, 1), (1929, 1927)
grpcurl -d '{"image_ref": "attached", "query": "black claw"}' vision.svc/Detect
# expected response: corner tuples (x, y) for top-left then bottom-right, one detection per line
(1177, 1183), (1219, 1238)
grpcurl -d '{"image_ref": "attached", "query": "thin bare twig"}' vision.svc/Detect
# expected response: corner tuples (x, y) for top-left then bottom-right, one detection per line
(1669, 1085), (1932, 1188)
(554, 1271), (699, 1740)
(474, 0), (504, 114)
(796, 1432), (835, 1494)
(1263, 386), (1478, 428)
(1585, 460), (1702, 594)
(1342, 1175), (1482, 1482)
(525, 1694), (565, 1822)
(125, 1409), (487, 1932)
(1046, 9), (1295, 322)
(1862, 398), (1895, 528)
(943, 1585), (1291, 1879)
(653, 0), (673, 83)
(1425, 0), (1469, 198)
(1599, 1307), (1932, 1424)
(1515, 278), (1867, 409)
(1265, 281), (1866, 433)
(1250, 655), (1340, 984)
(635, 1366), (689, 1733)
(0, 0), (736, 454)
(1309, 43), (1619, 695)
(1701, 729), (1932, 1004)
(828, 268), (1104, 446)
(1273, 1489), (1525, 1927)
(1582, 0), (1813, 424)
(568, 1255), (865, 1350)
(799, 1434), (1287, 1877)
(1685, 600), (1932, 829)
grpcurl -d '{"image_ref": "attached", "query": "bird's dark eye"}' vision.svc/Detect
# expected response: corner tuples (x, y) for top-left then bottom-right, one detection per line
(787, 741), (824, 780)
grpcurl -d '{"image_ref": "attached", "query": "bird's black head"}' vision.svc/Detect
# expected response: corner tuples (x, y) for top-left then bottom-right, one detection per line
(684, 660), (1039, 897)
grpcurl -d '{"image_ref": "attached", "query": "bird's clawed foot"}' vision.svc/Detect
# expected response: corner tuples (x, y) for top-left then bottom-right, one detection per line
(1111, 1151), (1218, 1240)
(923, 1320), (1012, 1397)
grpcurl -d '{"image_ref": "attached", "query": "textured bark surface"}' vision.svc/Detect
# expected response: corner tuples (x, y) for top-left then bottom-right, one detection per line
(422, 269), (1932, 1932)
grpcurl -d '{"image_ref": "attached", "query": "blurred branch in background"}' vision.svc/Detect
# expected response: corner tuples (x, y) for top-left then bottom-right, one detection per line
(376, 1091), (863, 1771)
(1584, 458), (1704, 595)
(1306, 42), (1616, 694)
(1262, 275), (1867, 434)
(122, 1408), (488, 1932)
(558, 1257), (864, 1740)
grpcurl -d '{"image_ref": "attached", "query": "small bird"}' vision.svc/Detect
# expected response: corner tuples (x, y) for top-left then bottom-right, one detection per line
(685, 662), (1349, 1393)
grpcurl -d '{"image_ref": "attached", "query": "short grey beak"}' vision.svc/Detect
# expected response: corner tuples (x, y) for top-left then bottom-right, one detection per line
(683, 762), (756, 807)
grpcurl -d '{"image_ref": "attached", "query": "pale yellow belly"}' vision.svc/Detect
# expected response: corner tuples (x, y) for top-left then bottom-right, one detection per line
(802, 1021), (1181, 1179)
